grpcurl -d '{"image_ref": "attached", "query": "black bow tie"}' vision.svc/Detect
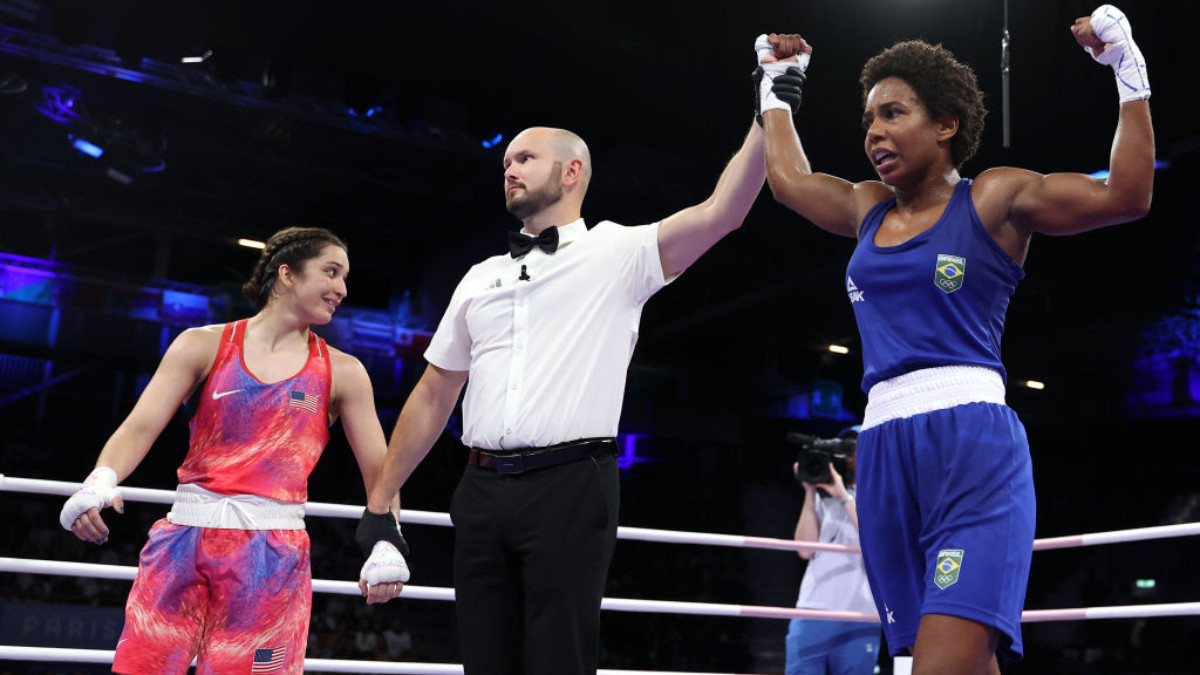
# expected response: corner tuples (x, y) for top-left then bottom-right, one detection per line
(507, 227), (559, 258)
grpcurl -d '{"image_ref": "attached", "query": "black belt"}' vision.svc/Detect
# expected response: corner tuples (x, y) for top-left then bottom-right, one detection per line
(468, 437), (617, 475)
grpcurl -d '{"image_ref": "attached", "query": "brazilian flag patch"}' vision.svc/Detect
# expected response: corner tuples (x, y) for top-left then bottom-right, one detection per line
(935, 254), (966, 294)
(934, 549), (964, 589)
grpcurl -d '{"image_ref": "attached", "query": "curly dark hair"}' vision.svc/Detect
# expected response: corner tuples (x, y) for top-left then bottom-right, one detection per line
(242, 227), (347, 309)
(859, 40), (986, 170)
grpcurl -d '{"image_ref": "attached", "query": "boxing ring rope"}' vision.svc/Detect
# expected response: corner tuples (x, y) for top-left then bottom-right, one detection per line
(0, 557), (878, 621)
(6, 474), (1200, 554)
(3, 556), (1199, 624)
(3, 473), (1199, 673)
(0, 645), (773, 675)
(0, 646), (746, 674)
(1, 647), (472, 675)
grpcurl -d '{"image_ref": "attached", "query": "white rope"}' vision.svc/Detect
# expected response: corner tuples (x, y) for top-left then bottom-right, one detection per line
(5, 473), (1199, 624)
(0, 475), (454, 527)
(4, 556), (1199, 623)
(0, 646), (115, 665)
(4, 466), (1200, 675)
(617, 525), (857, 554)
(0, 556), (873, 621)
(1022, 603), (1200, 622)
(1032, 521), (1200, 550)
(6, 459), (1199, 675)
(0, 474), (851, 553)
(11, 474), (1199, 554)
(0, 645), (760, 674)
(0, 557), (454, 603)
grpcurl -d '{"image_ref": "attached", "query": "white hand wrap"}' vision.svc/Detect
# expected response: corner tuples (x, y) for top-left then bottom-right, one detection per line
(1084, 5), (1150, 102)
(59, 467), (122, 531)
(360, 540), (410, 586)
(755, 34), (811, 115)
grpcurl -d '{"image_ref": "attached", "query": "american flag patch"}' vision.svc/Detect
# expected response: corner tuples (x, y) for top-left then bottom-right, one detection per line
(252, 646), (285, 672)
(289, 390), (319, 414)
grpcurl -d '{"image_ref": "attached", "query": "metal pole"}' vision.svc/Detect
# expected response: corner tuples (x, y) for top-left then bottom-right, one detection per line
(1002, 0), (1011, 148)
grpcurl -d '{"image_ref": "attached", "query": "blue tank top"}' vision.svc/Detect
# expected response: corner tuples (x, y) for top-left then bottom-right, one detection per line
(846, 178), (1025, 392)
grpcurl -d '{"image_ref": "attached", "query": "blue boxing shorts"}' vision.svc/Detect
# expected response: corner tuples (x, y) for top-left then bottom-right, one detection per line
(856, 401), (1035, 660)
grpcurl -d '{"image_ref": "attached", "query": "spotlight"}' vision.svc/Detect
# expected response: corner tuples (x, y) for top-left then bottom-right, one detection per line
(181, 50), (213, 64)
(36, 84), (82, 125)
(1024, 380), (1045, 390)
(69, 135), (104, 158)
(827, 344), (850, 355)
(238, 238), (266, 250)
(481, 132), (504, 149)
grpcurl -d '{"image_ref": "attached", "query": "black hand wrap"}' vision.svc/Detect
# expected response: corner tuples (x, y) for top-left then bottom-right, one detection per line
(772, 66), (806, 114)
(752, 66), (766, 126)
(753, 65), (807, 127)
(355, 509), (411, 558)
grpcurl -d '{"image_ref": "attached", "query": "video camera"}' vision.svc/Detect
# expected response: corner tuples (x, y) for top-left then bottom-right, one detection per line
(786, 431), (857, 485)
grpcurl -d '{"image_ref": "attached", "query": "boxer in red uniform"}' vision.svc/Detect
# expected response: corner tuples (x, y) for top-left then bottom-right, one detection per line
(59, 227), (402, 674)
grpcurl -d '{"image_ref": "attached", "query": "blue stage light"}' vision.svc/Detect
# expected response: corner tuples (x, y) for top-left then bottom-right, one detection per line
(481, 132), (504, 149)
(348, 106), (382, 118)
(616, 433), (649, 470)
(70, 136), (104, 158)
(1091, 160), (1168, 180)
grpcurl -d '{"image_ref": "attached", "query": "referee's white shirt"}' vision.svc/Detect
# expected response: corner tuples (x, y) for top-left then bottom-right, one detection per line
(425, 218), (673, 450)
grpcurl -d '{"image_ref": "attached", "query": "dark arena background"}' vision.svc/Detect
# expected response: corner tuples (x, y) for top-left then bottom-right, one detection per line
(1, 1), (1198, 673)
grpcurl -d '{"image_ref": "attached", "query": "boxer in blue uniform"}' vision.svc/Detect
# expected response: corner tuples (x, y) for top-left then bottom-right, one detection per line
(757, 6), (1154, 674)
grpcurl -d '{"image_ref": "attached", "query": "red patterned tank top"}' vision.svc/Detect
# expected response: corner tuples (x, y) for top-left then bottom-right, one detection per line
(177, 320), (331, 503)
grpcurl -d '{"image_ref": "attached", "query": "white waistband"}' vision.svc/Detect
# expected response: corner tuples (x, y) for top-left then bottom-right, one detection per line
(167, 484), (306, 530)
(861, 365), (1007, 431)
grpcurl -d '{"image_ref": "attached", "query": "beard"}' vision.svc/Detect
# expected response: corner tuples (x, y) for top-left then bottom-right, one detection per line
(506, 164), (564, 219)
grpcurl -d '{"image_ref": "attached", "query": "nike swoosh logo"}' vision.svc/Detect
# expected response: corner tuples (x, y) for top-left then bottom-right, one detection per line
(211, 389), (245, 400)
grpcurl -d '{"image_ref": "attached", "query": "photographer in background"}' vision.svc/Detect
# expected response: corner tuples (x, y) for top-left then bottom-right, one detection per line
(787, 426), (881, 675)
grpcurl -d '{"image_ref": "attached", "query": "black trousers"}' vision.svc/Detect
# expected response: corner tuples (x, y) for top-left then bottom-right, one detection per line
(450, 452), (620, 675)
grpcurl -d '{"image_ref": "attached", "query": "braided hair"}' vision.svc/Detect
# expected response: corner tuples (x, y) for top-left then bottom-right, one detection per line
(242, 227), (348, 309)
(860, 40), (987, 170)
